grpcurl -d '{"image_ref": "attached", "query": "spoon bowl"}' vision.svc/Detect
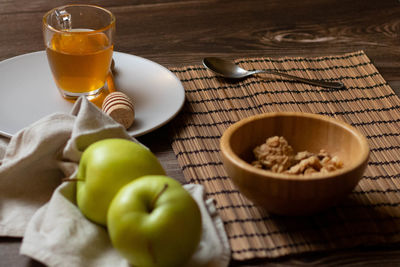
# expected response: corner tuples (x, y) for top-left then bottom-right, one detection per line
(203, 57), (344, 89)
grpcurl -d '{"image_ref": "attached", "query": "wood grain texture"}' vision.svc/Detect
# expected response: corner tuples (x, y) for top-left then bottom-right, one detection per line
(1, 0), (400, 266)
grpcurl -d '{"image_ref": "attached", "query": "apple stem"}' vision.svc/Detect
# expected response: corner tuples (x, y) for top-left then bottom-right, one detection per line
(62, 178), (83, 182)
(150, 183), (169, 210)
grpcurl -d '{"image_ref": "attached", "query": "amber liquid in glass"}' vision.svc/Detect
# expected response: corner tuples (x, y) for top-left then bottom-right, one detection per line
(46, 30), (113, 97)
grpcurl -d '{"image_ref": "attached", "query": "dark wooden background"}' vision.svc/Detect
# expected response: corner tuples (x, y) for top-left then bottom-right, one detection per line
(1, 0), (400, 266)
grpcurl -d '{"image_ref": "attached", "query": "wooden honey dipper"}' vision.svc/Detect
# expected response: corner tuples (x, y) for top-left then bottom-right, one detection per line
(102, 66), (135, 129)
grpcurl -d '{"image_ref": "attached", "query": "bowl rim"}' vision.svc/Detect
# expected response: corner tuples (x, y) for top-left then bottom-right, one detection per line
(220, 112), (370, 181)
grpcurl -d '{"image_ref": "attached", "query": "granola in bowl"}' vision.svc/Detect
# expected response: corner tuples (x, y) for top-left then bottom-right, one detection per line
(251, 136), (343, 175)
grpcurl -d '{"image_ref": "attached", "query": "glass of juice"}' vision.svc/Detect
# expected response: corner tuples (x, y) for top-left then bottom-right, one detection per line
(43, 5), (115, 101)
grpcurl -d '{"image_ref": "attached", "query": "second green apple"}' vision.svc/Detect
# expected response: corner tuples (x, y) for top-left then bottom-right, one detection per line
(107, 175), (202, 267)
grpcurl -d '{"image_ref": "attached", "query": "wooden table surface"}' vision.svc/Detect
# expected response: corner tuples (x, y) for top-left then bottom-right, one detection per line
(1, 0), (400, 266)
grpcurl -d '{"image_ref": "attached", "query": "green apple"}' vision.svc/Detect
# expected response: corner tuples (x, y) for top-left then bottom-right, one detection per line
(76, 138), (165, 225)
(107, 175), (202, 267)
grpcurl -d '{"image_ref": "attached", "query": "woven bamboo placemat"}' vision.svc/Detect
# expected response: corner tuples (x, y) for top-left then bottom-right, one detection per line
(169, 51), (400, 260)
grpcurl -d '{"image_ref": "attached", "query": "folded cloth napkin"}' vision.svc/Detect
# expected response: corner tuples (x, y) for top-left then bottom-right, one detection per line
(0, 97), (230, 267)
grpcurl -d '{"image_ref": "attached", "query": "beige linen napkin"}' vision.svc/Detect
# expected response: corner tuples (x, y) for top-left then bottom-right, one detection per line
(0, 97), (230, 267)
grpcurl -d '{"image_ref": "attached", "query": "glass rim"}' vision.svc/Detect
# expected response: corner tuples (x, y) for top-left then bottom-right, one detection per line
(43, 4), (115, 34)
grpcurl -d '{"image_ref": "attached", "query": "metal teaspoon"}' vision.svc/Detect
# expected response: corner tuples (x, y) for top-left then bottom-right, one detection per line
(203, 57), (344, 89)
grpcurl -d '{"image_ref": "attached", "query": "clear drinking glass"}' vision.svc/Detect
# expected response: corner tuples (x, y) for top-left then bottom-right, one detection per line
(43, 4), (115, 100)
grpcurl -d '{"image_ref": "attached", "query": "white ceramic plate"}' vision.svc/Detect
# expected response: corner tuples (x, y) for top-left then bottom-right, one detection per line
(0, 51), (185, 137)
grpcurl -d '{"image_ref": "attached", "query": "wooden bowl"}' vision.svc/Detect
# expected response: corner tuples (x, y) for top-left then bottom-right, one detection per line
(220, 112), (370, 215)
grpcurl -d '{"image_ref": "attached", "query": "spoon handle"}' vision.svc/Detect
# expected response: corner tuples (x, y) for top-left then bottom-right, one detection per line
(253, 70), (344, 89)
